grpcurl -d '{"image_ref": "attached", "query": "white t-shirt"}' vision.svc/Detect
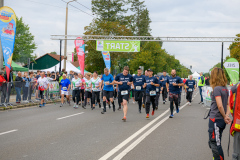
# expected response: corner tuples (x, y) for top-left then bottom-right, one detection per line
(72, 78), (82, 90)
(91, 77), (101, 92)
(37, 77), (49, 91)
(85, 79), (92, 92)
(47, 77), (53, 82)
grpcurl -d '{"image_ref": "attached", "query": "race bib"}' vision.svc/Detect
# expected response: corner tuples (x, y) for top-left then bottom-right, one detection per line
(150, 91), (156, 96)
(105, 81), (109, 85)
(92, 88), (98, 92)
(156, 88), (159, 92)
(63, 87), (67, 90)
(188, 88), (193, 92)
(121, 90), (128, 95)
(136, 86), (141, 90)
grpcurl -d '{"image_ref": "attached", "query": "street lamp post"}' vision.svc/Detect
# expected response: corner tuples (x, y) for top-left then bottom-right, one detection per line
(63, 0), (75, 70)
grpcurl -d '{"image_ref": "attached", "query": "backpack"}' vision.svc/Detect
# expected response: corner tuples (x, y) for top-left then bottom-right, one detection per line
(229, 83), (240, 136)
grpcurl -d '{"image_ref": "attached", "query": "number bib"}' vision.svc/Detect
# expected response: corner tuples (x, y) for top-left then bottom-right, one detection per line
(63, 87), (67, 90)
(150, 90), (156, 96)
(156, 88), (159, 92)
(188, 88), (193, 92)
(92, 88), (98, 92)
(136, 86), (141, 91)
(105, 81), (109, 85)
(121, 90), (128, 95)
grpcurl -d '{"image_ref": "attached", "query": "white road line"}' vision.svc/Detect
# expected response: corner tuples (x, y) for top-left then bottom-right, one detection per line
(99, 109), (170, 160)
(113, 98), (193, 160)
(56, 112), (84, 120)
(0, 129), (18, 136)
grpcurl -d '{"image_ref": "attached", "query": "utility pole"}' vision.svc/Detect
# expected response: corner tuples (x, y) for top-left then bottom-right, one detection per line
(63, 0), (75, 70)
(0, 0), (4, 69)
(221, 42), (224, 69)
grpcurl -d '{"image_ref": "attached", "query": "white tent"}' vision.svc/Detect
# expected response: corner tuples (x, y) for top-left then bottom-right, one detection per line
(192, 71), (200, 79)
(42, 60), (80, 73)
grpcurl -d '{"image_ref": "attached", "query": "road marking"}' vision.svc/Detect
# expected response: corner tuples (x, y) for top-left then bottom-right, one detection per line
(0, 129), (18, 136)
(113, 98), (193, 160)
(99, 108), (170, 160)
(56, 112), (84, 120)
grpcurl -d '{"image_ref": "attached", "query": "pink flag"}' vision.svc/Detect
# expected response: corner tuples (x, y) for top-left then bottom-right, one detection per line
(74, 37), (85, 75)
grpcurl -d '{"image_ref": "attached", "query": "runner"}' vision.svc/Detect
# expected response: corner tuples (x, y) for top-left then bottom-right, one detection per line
(71, 73), (82, 109)
(35, 72), (49, 107)
(84, 73), (92, 109)
(91, 71), (102, 110)
(59, 74), (71, 107)
(184, 75), (196, 105)
(78, 73), (85, 107)
(166, 69), (184, 118)
(155, 75), (163, 110)
(142, 70), (148, 108)
(133, 68), (146, 113)
(159, 71), (169, 104)
(143, 69), (159, 118)
(114, 66), (133, 121)
(101, 68), (115, 114)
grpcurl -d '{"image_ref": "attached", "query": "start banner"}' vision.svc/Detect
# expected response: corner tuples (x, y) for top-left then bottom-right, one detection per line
(96, 40), (140, 52)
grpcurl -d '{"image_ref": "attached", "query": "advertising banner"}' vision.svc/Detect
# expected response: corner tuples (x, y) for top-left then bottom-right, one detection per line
(74, 37), (85, 75)
(96, 40), (140, 52)
(0, 6), (16, 81)
(49, 81), (60, 94)
(102, 51), (111, 71)
(224, 58), (239, 85)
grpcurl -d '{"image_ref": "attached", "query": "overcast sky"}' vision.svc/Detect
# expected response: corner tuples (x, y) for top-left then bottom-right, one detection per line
(6, 0), (240, 73)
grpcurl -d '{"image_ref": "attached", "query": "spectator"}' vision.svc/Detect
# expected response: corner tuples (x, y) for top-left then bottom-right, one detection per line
(198, 72), (205, 104)
(15, 72), (24, 103)
(56, 72), (60, 82)
(22, 72), (30, 101)
(1, 67), (5, 73)
(0, 71), (6, 104)
(29, 72), (34, 100)
(1, 67), (13, 104)
(68, 70), (74, 82)
(183, 78), (187, 84)
(50, 71), (56, 81)
(205, 76), (210, 85)
(35, 70), (41, 99)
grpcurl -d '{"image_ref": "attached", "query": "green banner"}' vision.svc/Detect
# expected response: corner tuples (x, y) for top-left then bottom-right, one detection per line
(224, 58), (239, 84)
(96, 40), (140, 52)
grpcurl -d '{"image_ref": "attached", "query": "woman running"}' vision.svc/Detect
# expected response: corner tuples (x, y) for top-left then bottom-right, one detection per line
(78, 73), (85, 107)
(84, 73), (92, 109)
(91, 71), (102, 110)
(71, 73), (82, 109)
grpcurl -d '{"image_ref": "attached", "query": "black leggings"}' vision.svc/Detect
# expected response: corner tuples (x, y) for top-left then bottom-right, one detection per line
(146, 95), (156, 114)
(72, 90), (80, 104)
(92, 91), (100, 105)
(84, 91), (92, 106)
(40, 90), (44, 100)
(155, 92), (160, 107)
(135, 91), (143, 110)
(162, 87), (167, 101)
(80, 89), (84, 102)
(186, 91), (193, 103)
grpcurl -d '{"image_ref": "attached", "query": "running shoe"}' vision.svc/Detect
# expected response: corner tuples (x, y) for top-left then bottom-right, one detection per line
(163, 101), (165, 104)
(99, 103), (101, 108)
(101, 109), (106, 114)
(82, 105), (86, 109)
(75, 105), (78, 109)
(146, 114), (149, 118)
(189, 102), (191, 106)
(73, 104), (76, 108)
(156, 106), (158, 110)
(152, 110), (155, 116)
(122, 117), (126, 121)
(139, 109), (141, 113)
(133, 101), (135, 104)
(142, 104), (145, 108)
(39, 104), (42, 108)
(92, 107), (95, 110)
(117, 107), (121, 110)
(43, 103), (46, 106)
(176, 108), (179, 113)
(169, 114), (174, 118)
(60, 103), (63, 107)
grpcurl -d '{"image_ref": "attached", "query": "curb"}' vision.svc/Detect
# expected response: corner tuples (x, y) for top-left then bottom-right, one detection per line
(0, 99), (61, 111)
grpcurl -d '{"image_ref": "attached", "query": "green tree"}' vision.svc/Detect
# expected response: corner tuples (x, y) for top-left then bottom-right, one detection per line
(91, 0), (128, 22)
(229, 34), (240, 63)
(13, 17), (37, 64)
(50, 51), (57, 55)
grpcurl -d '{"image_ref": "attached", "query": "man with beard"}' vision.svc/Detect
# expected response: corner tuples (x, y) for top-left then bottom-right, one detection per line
(166, 69), (184, 118)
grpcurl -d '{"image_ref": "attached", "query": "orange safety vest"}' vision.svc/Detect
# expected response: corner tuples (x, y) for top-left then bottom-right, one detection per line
(229, 83), (240, 136)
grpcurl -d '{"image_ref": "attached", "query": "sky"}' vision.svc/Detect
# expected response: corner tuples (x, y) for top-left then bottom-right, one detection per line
(6, 0), (240, 73)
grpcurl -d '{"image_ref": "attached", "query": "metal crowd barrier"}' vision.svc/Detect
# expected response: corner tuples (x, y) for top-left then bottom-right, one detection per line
(0, 81), (60, 107)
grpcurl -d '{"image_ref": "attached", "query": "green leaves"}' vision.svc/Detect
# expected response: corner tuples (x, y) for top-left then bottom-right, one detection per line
(13, 17), (37, 64)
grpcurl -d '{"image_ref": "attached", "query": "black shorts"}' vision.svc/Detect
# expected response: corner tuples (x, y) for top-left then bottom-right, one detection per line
(85, 91), (92, 98)
(119, 90), (129, 103)
(40, 90), (44, 99)
(103, 90), (114, 99)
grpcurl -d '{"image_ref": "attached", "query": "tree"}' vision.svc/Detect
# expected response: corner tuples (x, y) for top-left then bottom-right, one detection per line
(50, 51), (57, 55)
(229, 34), (240, 63)
(13, 17), (37, 64)
(91, 0), (128, 22)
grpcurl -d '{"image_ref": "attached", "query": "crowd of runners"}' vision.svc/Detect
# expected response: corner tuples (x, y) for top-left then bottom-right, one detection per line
(36, 66), (198, 121)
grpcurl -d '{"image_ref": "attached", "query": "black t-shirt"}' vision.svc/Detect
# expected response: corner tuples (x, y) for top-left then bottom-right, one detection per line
(115, 73), (133, 91)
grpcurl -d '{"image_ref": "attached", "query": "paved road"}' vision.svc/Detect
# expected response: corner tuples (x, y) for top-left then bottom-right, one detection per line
(0, 91), (234, 160)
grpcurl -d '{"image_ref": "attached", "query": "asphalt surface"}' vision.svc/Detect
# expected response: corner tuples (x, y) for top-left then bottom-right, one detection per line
(0, 91), (234, 160)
